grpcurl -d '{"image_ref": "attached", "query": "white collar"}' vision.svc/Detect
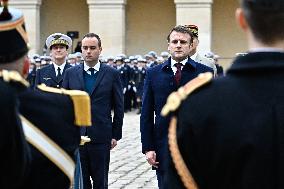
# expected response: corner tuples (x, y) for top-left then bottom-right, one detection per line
(53, 62), (66, 74)
(170, 57), (188, 68)
(84, 62), (101, 72)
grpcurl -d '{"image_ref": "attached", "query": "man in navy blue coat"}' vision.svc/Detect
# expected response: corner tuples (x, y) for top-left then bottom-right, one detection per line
(140, 25), (213, 189)
(62, 33), (124, 189)
(35, 33), (72, 88)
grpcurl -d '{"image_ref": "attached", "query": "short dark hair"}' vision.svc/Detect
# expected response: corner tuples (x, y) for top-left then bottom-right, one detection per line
(82, 33), (102, 47)
(167, 25), (194, 44)
(241, 0), (284, 45)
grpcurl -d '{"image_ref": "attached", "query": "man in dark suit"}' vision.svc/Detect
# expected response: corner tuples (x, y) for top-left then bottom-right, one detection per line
(35, 33), (72, 88)
(62, 33), (124, 189)
(164, 0), (284, 189)
(140, 25), (213, 189)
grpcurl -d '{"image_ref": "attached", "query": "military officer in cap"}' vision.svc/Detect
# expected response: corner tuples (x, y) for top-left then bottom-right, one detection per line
(35, 32), (72, 88)
(163, 0), (284, 188)
(0, 1), (31, 187)
(0, 1), (91, 188)
(184, 24), (217, 76)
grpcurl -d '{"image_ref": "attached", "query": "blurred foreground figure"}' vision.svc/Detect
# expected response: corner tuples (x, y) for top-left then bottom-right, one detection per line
(163, 0), (284, 188)
(0, 1), (91, 188)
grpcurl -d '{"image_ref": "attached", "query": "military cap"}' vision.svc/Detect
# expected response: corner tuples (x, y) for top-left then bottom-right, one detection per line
(137, 57), (146, 63)
(107, 56), (114, 61)
(184, 24), (198, 38)
(148, 51), (157, 58)
(114, 56), (123, 62)
(129, 55), (136, 61)
(242, 0), (284, 11)
(75, 52), (82, 57)
(116, 53), (127, 61)
(68, 53), (77, 59)
(161, 51), (169, 58)
(0, 0), (29, 63)
(46, 33), (72, 50)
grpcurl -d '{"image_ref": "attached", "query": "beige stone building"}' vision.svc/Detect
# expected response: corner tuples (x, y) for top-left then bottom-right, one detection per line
(10, 0), (248, 69)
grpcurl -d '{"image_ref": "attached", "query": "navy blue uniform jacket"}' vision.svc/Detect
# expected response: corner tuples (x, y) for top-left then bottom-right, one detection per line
(165, 52), (284, 189)
(35, 63), (72, 88)
(140, 57), (213, 171)
(62, 63), (124, 143)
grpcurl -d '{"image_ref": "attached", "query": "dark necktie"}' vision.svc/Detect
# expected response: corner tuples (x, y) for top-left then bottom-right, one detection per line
(56, 67), (62, 82)
(174, 63), (182, 85)
(88, 68), (95, 76)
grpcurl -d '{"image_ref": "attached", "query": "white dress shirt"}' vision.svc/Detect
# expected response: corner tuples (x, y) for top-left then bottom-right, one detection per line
(170, 58), (188, 75)
(53, 62), (66, 76)
(83, 62), (101, 75)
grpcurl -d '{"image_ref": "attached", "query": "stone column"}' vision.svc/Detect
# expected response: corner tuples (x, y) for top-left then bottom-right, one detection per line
(10, 0), (42, 55)
(87, 0), (126, 57)
(174, 0), (213, 55)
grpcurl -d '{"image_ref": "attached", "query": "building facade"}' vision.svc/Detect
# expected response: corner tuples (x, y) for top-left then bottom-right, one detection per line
(10, 0), (247, 69)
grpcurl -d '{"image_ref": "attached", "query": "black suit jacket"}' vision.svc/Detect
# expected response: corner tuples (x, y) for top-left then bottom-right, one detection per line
(166, 52), (284, 189)
(62, 63), (124, 143)
(35, 63), (72, 88)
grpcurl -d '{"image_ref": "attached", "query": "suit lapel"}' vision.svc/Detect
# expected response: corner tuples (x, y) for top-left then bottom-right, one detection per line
(89, 64), (107, 96)
(47, 64), (58, 83)
(76, 64), (85, 90)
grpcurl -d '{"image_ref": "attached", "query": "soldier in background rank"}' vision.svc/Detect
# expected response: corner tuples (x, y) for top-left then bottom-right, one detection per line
(35, 33), (72, 88)
(164, 0), (284, 188)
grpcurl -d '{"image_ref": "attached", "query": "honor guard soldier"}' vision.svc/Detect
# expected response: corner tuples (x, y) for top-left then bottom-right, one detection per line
(0, 1), (92, 188)
(184, 24), (217, 76)
(163, 0), (284, 188)
(0, 2), (31, 187)
(35, 32), (72, 88)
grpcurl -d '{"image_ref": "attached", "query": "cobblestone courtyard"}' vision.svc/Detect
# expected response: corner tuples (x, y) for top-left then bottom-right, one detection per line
(108, 111), (158, 189)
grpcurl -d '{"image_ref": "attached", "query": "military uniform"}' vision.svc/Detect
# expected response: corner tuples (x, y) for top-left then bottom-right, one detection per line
(164, 52), (284, 189)
(18, 85), (91, 189)
(0, 2), (91, 189)
(35, 33), (73, 88)
(0, 3), (31, 188)
(0, 73), (30, 188)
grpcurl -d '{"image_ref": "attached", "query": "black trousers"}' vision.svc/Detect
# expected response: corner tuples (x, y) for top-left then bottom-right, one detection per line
(80, 143), (111, 189)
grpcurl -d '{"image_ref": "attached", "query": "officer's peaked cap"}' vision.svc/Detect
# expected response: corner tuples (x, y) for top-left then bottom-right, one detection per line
(46, 33), (72, 49)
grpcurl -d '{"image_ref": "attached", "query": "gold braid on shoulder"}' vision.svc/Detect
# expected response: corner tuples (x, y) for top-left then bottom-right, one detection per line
(163, 72), (213, 189)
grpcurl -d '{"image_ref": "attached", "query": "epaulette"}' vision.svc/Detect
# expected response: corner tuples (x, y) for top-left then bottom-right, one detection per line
(0, 69), (29, 87)
(37, 84), (92, 127)
(161, 72), (213, 116)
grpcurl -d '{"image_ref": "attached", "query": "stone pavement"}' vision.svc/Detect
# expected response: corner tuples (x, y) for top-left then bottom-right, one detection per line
(108, 111), (158, 189)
